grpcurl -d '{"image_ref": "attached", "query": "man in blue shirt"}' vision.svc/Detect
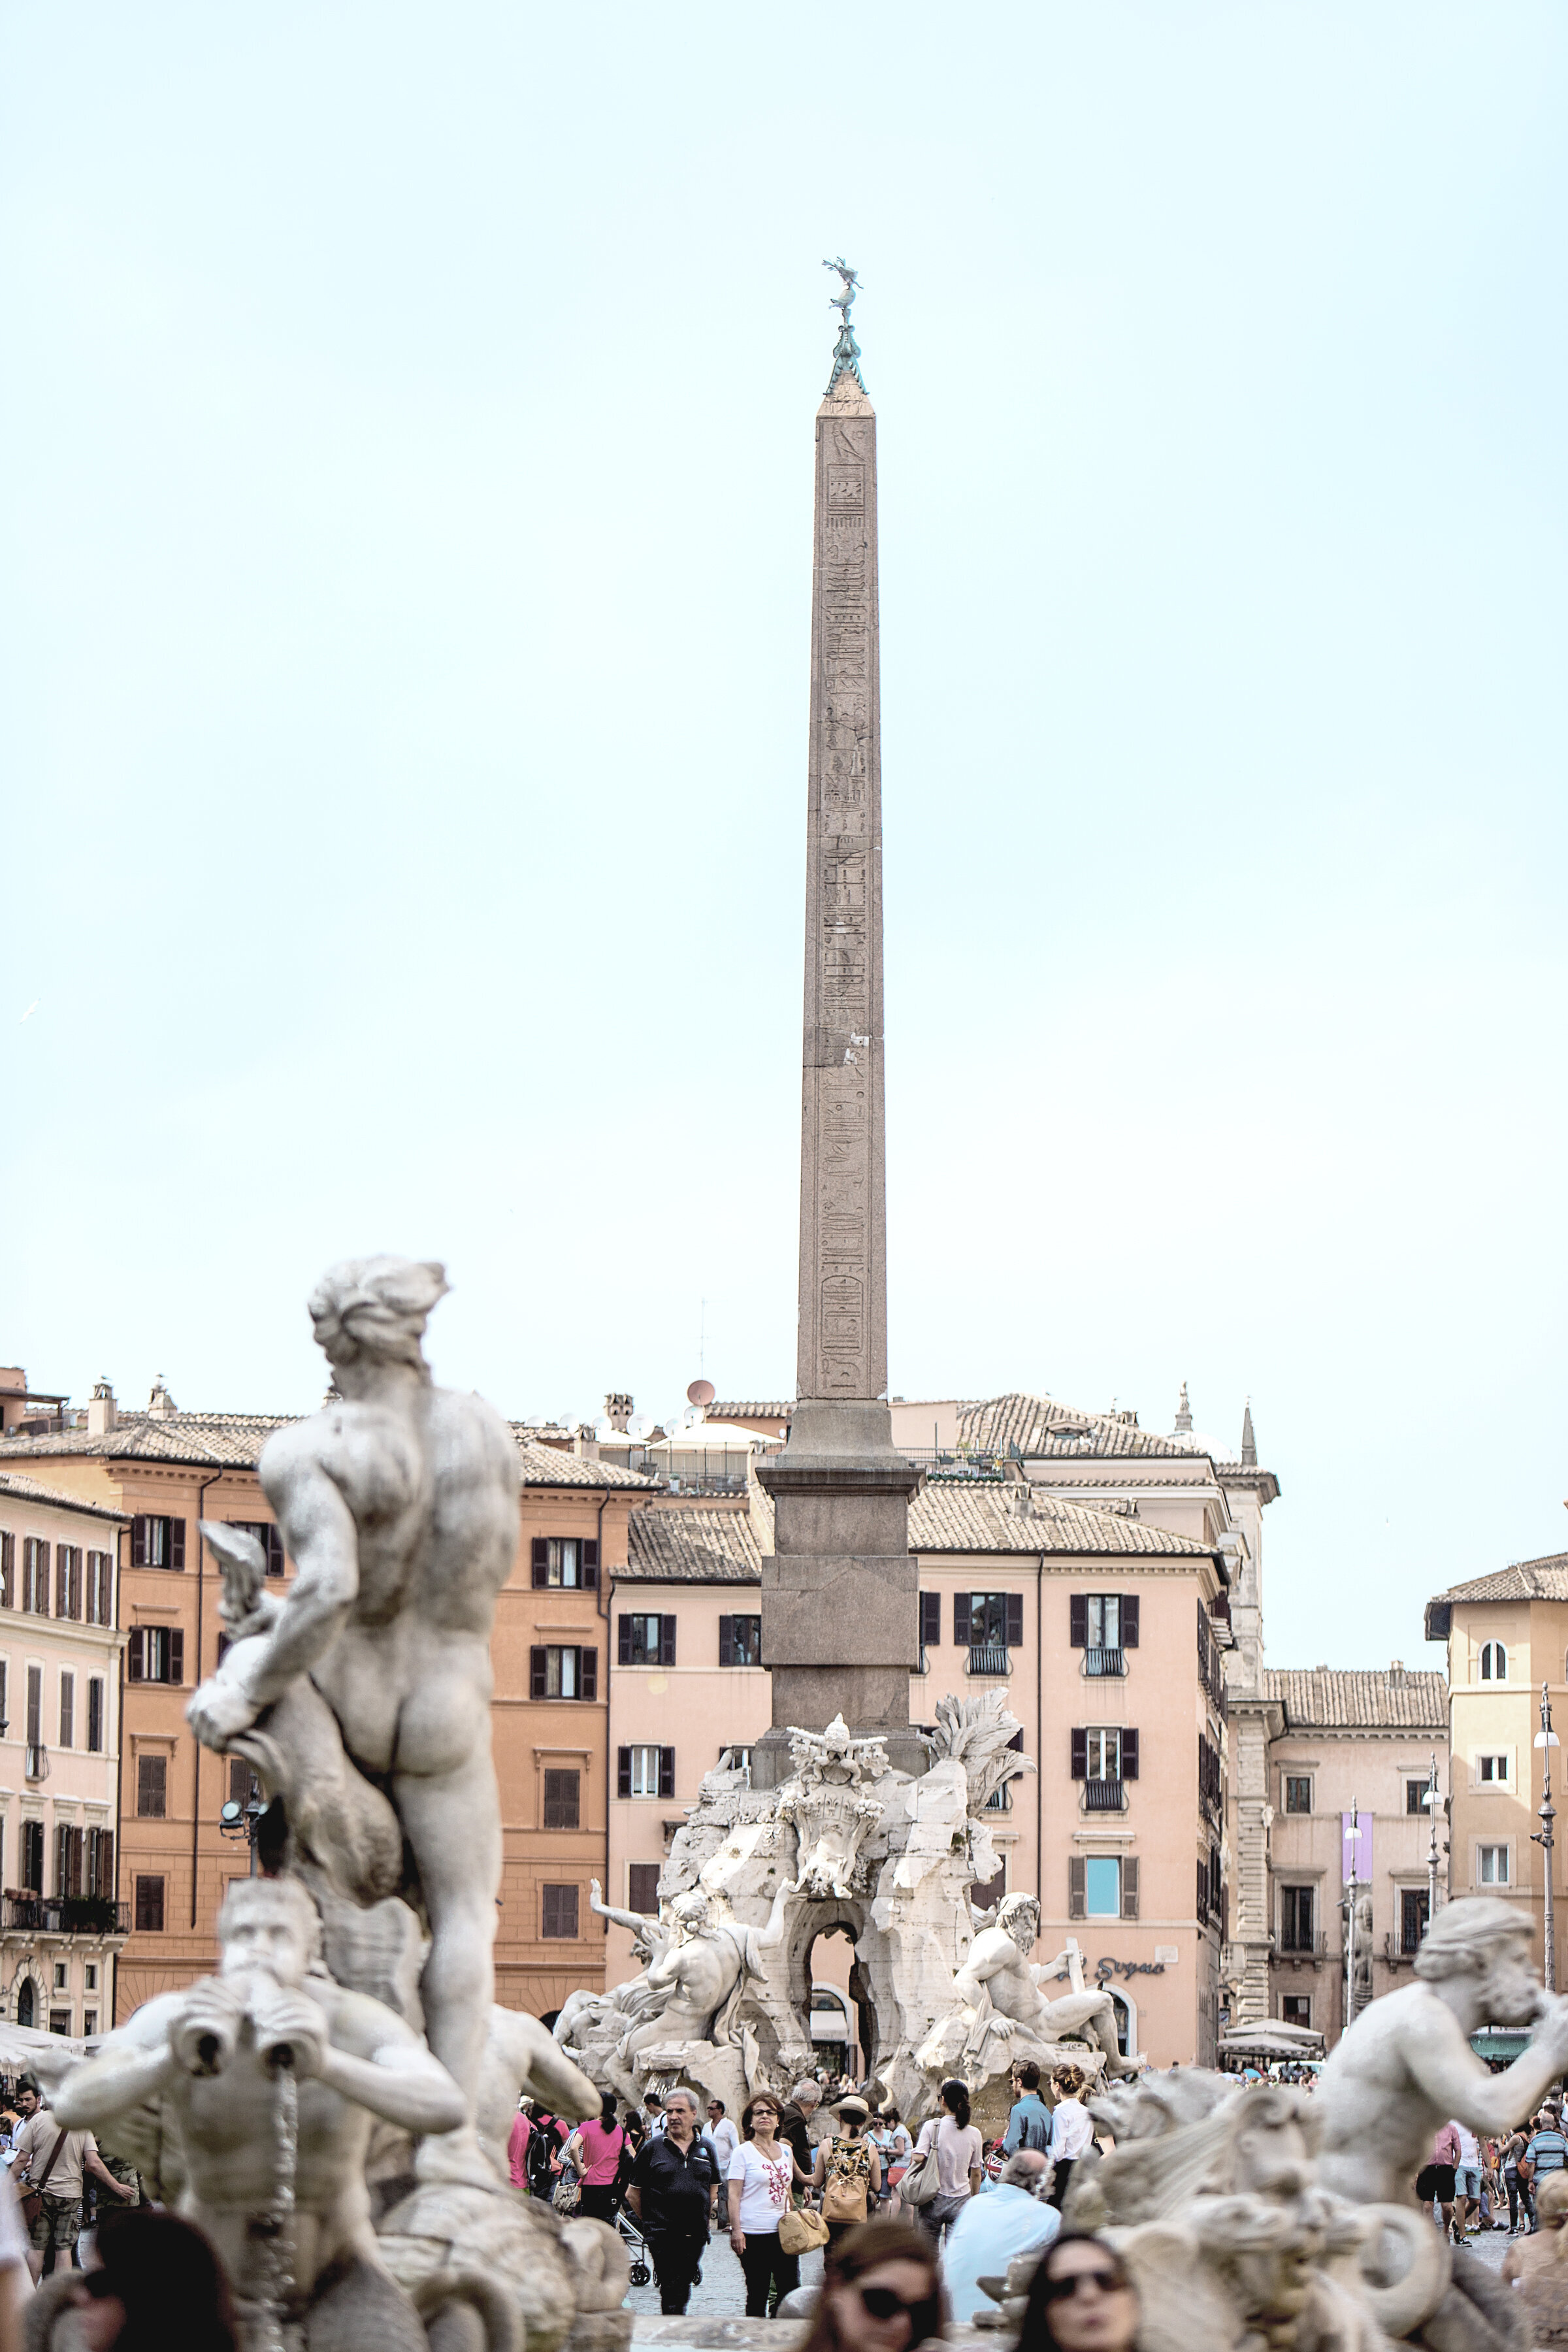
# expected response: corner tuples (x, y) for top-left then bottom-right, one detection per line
(940, 2149), (1060, 2327)
(1523, 2109), (1567, 2230)
(1002, 2063), (1053, 2157)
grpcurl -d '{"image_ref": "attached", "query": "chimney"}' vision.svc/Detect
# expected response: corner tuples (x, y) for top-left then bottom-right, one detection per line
(1388, 1660), (1407, 1687)
(146, 1377), (177, 1421)
(604, 1393), (633, 1434)
(88, 1379), (116, 1436)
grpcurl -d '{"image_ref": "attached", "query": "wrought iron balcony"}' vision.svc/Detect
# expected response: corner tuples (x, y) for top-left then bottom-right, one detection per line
(967, 1644), (1010, 1677)
(1083, 1778), (1126, 1813)
(1083, 1648), (1125, 1678)
(2, 1895), (129, 1936)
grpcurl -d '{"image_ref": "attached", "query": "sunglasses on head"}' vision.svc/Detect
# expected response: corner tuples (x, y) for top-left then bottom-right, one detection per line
(1044, 2268), (1125, 2302)
(855, 2285), (923, 2322)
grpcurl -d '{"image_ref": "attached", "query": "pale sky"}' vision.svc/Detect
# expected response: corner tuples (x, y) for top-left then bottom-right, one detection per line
(3, 5), (1565, 1673)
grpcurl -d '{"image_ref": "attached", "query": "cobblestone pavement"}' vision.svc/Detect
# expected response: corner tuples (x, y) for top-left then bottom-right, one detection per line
(623, 2229), (826, 2318)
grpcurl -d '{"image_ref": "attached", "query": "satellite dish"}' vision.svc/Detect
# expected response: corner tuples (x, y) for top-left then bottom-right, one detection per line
(687, 1379), (716, 1409)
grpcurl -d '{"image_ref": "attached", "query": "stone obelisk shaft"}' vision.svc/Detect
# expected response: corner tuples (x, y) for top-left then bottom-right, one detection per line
(754, 352), (923, 1785)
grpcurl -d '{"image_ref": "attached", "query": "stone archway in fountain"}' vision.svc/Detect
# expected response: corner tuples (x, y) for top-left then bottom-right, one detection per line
(783, 1898), (891, 2087)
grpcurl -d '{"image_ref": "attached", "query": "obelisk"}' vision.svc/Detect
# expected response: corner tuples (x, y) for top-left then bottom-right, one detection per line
(754, 264), (923, 1788)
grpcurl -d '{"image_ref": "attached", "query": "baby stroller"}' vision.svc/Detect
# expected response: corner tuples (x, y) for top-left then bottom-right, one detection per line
(616, 2204), (652, 2289)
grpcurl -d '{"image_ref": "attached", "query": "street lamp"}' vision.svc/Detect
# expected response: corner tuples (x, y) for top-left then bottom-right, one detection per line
(1345, 1800), (1363, 2031)
(219, 1791), (268, 1877)
(1422, 1752), (1443, 1937)
(1533, 1684), (1560, 1992)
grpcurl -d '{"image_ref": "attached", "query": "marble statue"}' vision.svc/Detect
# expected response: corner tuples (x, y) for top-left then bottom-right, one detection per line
(776, 1718), (887, 1899)
(51, 1876), (467, 2351)
(923, 1895), (1140, 2083)
(188, 1256), (521, 2186)
(1501, 2170), (1568, 2344)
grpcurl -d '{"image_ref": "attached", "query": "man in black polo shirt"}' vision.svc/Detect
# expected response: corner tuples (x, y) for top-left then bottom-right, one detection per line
(627, 2086), (717, 2313)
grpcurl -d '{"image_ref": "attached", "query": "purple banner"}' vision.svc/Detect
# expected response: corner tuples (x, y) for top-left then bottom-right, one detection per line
(1342, 1810), (1373, 1885)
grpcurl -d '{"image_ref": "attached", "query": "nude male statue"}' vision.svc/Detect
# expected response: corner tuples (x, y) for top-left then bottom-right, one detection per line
(186, 1256), (521, 2180)
(51, 1877), (465, 2348)
(619, 1884), (794, 2066)
(950, 1895), (1141, 2078)
(1316, 1895), (1568, 2206)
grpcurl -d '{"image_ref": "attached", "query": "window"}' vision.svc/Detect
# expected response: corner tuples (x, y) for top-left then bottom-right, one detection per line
(542, 1884), (579, 1939)
(1283, 1776), (1312, 1814)
(719, 1616), (762, 1667)
(87, 1679), (105, 1754)
(618, 1614), (675, 1667)
(1401, 1889), (1429, 1952)
(0, 1532), (10, 1607)
(542, 1769), (581, 1830)
(1281, 1995), (1311, 2027)
(21, 1821), (44, 1894)
(130, 1516), (185, 1571)
(86, 1829), (114, 1899)
(134, 1874), (165, 1931)
(137, 1756), (167, 1818)
(919, 1592), (941, 1654)
(1071, 1727), (1139, 1795)
(529, 1645), (596, 1700)
(1478, 1844), (1510, 1886)
(14, 1983), (32, 2029)
(1084, 1857), (1121, 1918)
(58, 1673), (73, 1750)
(970, 1863), (1007, 1913)
(619, 1744), (675, 1799)
(1475, 1755), (1509, 1788)
(126, 1628), (184, 1684)
(82, 2011), (97, 2037)
(0, 1660), (8, 1738)
(1069, 1593), (1140, 1667)
(1069, 1854), (1138, 1921)
(229, 1757), (262, 1809)
(25, 1665), (41, 1769)
(1280, 1884), (1315, 1952)
(955, 1593), (1024, 1663)
(531, 1537), (598, 1591)
(22, 1541), (48, 1614)
(55, 1827), (82, 1898)
(54, 1548), (82, 1622)
(86, 1551), (113, 1625)
(1479, 1642), (1507, 1682)
(52, 1964), (66, 1991)
(48, 2010), (71, 2038)
(227, 1522), (286, 1578)
(629, 1863), (661, 1914)
(84, 1965), (97, 1992)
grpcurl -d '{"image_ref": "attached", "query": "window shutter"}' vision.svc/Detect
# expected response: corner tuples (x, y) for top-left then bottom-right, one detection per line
(530, 1647), (546, 1700)
(168, 1629), (184, 1684)
(659, 1746), (676, 1799)
(265, 1525), (285, 1576)
(55, 1825), (68, 1900)
(618, 1616), (633, 1666)
(617, 1747), (632, 1799)
(1121, 1728), (1139, 1780)
(1068, 1856), (1086, 1921)
(1122, 1593), (1139, 1648)
(954, 1593), (972, 1645)
(582, 1539), (599, 1590)
(1005, 1593), (1023, 1648)
(719, 1616), (734, 1668)
(1069, 1594), (1087, 1648)
(919, 1592), (940, 1648)
(0, 1533), (10, 1609)
(580, 1647), (597, 1701)
(131, 1516), (148, 1568)
(659, 1617), (676, 1667)
(1071, 1727), (1087, 1780)
(168, 1519), (185, 1571)
(532, 1538), (549, 1587)
(1122, 1856), (1139, 1919)
(127, 1629), (146, 1682)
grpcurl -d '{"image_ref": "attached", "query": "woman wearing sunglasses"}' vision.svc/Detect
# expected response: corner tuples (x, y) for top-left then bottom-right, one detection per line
(728, 2093), (813, 2318)
(1017, 2232), (1139, 2352)
(797, 2217), (947, 2352)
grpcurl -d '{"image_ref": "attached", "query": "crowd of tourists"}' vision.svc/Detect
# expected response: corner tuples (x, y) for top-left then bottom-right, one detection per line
(1417, 2103), (1567, 2238)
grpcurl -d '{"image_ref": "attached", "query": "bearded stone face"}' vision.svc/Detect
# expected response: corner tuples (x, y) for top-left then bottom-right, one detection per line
(1002, 1898), (1040, 1954)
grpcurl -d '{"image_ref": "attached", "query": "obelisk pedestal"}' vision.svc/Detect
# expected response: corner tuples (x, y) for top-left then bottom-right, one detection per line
(753, 290), (924, 1789)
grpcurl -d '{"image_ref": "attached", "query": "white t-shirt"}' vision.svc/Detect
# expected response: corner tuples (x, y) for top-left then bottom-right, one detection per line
(915, 2114), (983, 2197)
(1049, 2099), (1094, 2161)
(710, 2117), (740, 2172)
(728, 2141), (795, 2233)
(1455, 2127), (1481, 2170)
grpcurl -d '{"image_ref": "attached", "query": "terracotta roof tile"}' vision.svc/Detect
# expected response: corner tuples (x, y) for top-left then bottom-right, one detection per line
(958, 1394), (1203, 1462)
(623, 1508), (763, 1582)
(1264, 1668), (1446, 1732)
(1427, 1553), (1568, 1608)
(911, 1485), (1214, 1558)
(0, 1472), (131, 1524)
(514, 1437), (660, 1490)
(2, 1414), (660, 1490)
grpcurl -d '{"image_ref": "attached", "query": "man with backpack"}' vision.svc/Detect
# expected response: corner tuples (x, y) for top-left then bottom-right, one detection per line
(1001, 2063), (1052, 2157)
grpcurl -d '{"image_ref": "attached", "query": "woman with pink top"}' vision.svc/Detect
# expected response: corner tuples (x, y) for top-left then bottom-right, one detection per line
(508, 2103), (532, 2191)
(566, 2093), (629, 2223)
